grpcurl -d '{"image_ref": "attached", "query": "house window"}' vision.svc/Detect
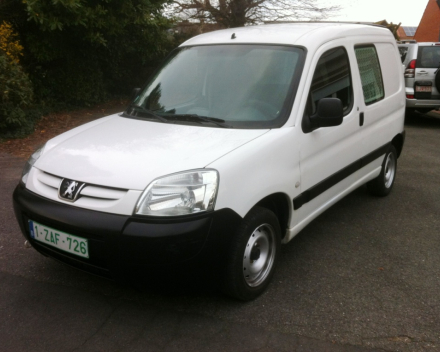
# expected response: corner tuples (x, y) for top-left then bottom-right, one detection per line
(355, 45), (384, 105)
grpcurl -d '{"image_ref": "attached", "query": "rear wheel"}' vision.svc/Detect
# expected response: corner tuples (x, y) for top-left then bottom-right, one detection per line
(367, 145), (397, 197)
(222, 206), (281, 301)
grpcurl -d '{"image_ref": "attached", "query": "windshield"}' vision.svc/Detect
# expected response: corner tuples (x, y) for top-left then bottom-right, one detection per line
(126, 45), (305, 129)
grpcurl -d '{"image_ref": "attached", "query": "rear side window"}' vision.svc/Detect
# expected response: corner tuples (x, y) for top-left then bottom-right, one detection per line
(417, 46), (440, 68)
(355, 45), (384, 105)
(398, 47), (408, 63)
(307, 47), (353, 115)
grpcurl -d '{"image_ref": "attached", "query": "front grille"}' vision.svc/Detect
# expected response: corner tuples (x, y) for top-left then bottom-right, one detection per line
(29, 169), (141, 215)
(37, 171), (126, 201)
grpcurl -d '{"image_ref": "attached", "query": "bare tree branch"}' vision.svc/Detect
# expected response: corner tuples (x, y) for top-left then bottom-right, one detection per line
(167, 0), (340, 28)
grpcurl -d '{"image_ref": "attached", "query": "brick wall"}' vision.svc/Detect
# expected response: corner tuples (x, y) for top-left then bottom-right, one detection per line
(414, 0), (440, 42)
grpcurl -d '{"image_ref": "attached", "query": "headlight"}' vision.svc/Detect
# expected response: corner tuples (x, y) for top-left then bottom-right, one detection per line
(135, 170), (219, 216)
(21, 144), (45, 185)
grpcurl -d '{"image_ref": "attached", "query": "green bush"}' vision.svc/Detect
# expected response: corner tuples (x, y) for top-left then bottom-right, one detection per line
(30, 54), (108, 108)
(0, 0), (174, 137)
(0, 50), (40, 137)
(16, 0), (174, 108)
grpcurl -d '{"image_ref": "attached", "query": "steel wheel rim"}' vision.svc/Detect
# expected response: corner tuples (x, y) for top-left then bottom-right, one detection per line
(384, 152), (396, 188)
(243, 223), (276, 287)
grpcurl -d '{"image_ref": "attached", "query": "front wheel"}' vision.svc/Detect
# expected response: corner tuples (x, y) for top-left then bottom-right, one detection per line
(367, 145), (397, 197)
(222, 206), (281, 301)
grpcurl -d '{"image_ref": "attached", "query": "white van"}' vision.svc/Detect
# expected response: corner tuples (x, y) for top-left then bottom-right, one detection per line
(13, 23), (405, 300)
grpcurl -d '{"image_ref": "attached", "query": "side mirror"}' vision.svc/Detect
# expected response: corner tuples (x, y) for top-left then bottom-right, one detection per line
(302, 98), (343, 133)
(310, 98), (343, 128)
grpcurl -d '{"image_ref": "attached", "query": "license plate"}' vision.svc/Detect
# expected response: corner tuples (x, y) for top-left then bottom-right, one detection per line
(29, 220), (89, 258)
(415, 86), (432, 92)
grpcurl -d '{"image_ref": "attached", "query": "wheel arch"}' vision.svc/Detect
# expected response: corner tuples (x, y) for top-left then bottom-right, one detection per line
(392, 132), (405, 158)
(254, 193), (291, 240)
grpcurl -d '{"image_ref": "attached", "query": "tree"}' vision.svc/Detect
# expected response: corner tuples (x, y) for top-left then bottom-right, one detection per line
(22, 0), (170, 47)
(0, 22), (38, 137)
(0, 0), (174, 107)
(168, 0), (340, 28)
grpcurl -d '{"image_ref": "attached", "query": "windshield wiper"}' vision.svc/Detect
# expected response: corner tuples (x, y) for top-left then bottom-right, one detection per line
(125, 105), (169, 123)
(168, 114), (232, 128)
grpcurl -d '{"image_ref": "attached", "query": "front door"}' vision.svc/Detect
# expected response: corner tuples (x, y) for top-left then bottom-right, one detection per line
(293, 41), (364, 229)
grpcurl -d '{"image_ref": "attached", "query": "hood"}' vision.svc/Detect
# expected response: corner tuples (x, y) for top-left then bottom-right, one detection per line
(35, 115), (268, 190)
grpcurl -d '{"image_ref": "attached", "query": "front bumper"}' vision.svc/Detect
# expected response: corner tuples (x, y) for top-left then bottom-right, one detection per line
(13, 185), (242, 282)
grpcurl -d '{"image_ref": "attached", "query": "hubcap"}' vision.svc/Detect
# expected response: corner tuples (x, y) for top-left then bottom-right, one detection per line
(243, 223), (276, 287)
(384, 152), (396, 188)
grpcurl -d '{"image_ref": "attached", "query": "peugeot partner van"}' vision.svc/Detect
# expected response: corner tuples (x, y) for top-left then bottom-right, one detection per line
(13, 23), (405, 300)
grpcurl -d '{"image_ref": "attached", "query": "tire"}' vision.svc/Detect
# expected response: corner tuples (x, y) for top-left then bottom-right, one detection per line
(367, 145), (397, 197)
(222, 206), (281, 301)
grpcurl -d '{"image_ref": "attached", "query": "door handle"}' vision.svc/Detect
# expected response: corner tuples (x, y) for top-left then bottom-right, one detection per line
(359, 112), (364, 126)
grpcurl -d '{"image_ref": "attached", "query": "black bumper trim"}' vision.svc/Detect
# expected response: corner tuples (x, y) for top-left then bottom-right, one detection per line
(13, 186), (242, 281)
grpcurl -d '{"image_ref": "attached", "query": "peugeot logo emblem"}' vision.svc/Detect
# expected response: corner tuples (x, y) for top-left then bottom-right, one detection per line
(58, 179), (86, 202)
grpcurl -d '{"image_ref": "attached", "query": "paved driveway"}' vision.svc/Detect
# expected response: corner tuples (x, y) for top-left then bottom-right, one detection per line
(1, 111), (439, 352)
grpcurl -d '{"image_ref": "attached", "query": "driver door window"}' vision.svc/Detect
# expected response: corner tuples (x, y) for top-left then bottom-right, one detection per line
(307, 47), (353, 116)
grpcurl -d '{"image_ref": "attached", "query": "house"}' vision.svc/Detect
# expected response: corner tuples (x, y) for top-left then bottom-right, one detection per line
(414, 0), (440, 41)
(397, 26), (417, 40)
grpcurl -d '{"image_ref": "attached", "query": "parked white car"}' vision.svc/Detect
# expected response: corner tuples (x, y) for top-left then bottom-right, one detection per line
(13, 23), (405, 300)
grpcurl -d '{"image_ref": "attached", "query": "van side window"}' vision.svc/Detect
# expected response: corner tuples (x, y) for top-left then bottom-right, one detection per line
(355, 45), (384, 105)
(306, 47), (353, 116)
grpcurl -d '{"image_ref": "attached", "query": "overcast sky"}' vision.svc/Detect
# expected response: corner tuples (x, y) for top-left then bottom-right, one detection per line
(322, 0), (428, 26)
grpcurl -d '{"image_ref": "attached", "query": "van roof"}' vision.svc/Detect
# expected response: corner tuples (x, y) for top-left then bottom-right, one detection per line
(181, 22), (393, 48)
